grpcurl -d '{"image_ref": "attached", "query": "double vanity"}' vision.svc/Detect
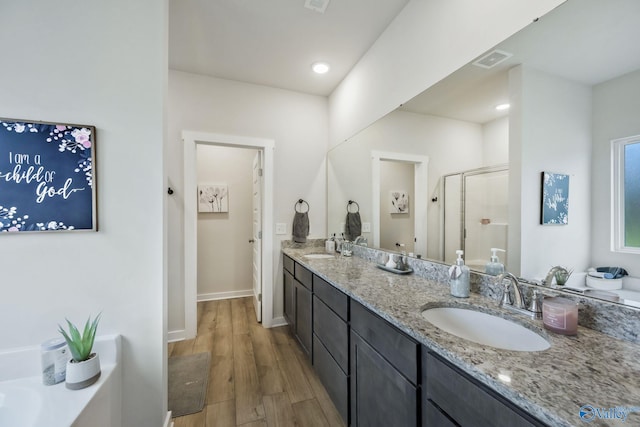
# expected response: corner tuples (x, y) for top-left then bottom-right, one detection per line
(282, 243), (640, 427)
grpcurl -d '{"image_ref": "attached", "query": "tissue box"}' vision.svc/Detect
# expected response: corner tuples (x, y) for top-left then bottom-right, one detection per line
(586, 275), (623, 290)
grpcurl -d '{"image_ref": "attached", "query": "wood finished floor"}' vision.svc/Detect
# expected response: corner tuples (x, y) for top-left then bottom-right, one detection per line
(169, 297), (345, 427)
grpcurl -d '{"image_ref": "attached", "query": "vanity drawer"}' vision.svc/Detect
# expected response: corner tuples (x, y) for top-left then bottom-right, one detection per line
(313, 334), (348, 423)
(424, 400), (459, 427)
(294, 263), (313, 290)
(283, 254), (294, 274)
(313, 295), (348, 372)
(350, 300), (418, 384)
(425, 352), (547, 427)
(313, 275), (348, 321)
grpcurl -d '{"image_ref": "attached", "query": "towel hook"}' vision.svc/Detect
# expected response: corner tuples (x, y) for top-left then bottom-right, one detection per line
(295, 199), (309, 213)
(347, 200), (360, 213)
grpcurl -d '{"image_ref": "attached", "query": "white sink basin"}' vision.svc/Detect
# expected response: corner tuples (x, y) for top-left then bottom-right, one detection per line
(422, 307), (550, 352)
(304, 254), (335, 259)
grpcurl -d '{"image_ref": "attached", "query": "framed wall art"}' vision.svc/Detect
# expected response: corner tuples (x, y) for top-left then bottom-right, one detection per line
(198, 183), (228, 213)
(390, 190), (409, 214)
(541, 171), (569, 225)
(0, 118), (97, 233)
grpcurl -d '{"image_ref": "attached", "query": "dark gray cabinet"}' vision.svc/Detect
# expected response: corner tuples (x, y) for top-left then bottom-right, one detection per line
(313, 334), (349, 422)
(423, 351), (547, 427)
(351, 331), (419, 427)
(282, 255), (312, 357)
(312, 275), (350, 424)
(350, 300), (419, 427)
(283, 269), (295, 327)
(294, 277), (312, 357)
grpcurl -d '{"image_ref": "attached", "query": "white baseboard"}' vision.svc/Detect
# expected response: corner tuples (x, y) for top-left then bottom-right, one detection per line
(167, 329), (186, 343)
(163, 411), (173, 427)
(270, 316), (288, 328)
(197, 289), (253, 302)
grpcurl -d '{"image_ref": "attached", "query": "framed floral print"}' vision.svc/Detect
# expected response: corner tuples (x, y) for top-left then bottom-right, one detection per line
(198, 183), (229, 213)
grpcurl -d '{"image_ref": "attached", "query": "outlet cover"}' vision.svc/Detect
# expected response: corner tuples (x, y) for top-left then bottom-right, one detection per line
(339, 222), (345, 233)
(362, 222), (371, 233)
(276, 223), (287, 235)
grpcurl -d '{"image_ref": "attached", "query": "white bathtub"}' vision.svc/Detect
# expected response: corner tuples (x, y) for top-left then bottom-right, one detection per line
(0, 334), (121, 427)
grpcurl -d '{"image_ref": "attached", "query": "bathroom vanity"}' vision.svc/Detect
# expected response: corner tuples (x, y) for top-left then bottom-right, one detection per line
(282, 247), (640, 427)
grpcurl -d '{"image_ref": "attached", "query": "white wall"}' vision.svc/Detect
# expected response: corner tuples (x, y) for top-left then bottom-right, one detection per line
(591, 69), (640, 275)
(482, 116), (509, 166)
(328, 0), (565, 146)
(168, 70), (328, 332)
(380, 161), (415, 253)
(510, 66), (592, 279)
(197, 145), (257, 299)
(0, 2), (166, 426)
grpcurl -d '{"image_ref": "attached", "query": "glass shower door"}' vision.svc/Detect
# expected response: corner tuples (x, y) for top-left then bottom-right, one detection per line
(463, 168), (509, 270)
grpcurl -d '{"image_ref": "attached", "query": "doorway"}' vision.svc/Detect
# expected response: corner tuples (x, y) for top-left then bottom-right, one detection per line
(183, 131), (275, 339)
(372, 151), (429, 257)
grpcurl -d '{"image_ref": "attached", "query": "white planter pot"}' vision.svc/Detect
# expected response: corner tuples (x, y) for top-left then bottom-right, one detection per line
(65, 353), (101, 390)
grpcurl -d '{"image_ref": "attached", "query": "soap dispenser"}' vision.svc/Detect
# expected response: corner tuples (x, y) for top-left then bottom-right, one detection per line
(449, 250), (470, 298)
(485, 248), (506, 276)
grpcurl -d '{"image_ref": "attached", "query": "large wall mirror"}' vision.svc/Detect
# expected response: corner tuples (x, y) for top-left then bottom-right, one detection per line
(328, 0), (640, 307)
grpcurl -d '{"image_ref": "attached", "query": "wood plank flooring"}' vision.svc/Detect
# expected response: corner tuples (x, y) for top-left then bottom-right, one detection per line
(169, 297), (345, 427)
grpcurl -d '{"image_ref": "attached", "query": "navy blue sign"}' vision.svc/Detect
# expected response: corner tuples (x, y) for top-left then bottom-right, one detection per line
(0, 119), (96, 232)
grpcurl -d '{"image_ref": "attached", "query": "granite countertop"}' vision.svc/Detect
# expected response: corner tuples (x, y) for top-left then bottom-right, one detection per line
(282, 246), (640, 427)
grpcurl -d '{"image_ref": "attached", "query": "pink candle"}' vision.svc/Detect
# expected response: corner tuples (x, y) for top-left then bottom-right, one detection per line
(542, 297), (578, 335)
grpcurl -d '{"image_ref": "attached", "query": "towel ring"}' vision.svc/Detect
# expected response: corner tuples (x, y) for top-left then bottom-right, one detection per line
(295, 199), (309, 213)
(347, 200), (359, 213)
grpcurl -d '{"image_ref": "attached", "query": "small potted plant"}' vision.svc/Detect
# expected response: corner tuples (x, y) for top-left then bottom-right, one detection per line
(555, 268), (573, 286)
(59, 313), (102, 390)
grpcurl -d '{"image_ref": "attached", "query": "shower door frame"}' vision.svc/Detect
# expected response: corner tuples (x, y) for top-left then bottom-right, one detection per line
(441, 164), (509, 265)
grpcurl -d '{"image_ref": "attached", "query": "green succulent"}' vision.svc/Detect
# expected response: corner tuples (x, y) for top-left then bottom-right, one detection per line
(58, 313), (101, 362)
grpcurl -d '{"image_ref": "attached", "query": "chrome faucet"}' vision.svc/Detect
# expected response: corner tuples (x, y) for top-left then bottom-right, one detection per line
(496, 272), (526, 309)
(495, 272), (542, 319)
(542, 266), (569, 287)
(354, 236), (368, 246)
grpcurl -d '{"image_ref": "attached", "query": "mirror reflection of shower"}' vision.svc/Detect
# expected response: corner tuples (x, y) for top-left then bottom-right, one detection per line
(443, 165), (509, 271)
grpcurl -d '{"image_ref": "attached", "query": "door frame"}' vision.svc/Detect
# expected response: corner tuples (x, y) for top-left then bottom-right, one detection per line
(371, 151), (429, 257)
(183, 131), (275, 337)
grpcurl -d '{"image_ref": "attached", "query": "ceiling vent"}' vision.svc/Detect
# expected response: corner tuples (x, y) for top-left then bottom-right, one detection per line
(304, 0), (330, 14)
(472, 50), (513, 69)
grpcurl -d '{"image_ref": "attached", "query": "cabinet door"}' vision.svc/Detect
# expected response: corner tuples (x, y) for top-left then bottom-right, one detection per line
(351, 301), (418, 384)
(351, 331), (418, 427)
(294, 280), (312, 357)
(313, 296), (348, 371)
(313, 335), (348, 423)
(283, 270), (295, 327)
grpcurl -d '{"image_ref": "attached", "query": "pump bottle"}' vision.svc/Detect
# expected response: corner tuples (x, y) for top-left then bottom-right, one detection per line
(449, 250), (470, 298)
(485, 248), (506, 276)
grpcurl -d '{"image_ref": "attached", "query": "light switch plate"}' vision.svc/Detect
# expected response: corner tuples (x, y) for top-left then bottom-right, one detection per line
(362, 222), (371, 233)
(339, 222), (345, 233)
(276, 223), (287, 235)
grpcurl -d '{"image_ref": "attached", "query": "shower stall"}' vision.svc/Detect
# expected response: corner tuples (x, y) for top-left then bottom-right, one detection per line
(442, 165), (509, 271)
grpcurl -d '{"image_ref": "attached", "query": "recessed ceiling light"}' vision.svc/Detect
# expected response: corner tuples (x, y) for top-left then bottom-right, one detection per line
(312, 62), (330, 74)
(495, 103), (510, 111)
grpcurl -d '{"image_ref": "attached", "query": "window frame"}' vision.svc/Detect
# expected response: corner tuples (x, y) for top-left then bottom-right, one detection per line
(611, 134), (640, 254)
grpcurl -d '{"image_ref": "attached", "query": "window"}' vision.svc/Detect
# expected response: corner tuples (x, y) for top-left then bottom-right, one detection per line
(612, 135), (640, 253)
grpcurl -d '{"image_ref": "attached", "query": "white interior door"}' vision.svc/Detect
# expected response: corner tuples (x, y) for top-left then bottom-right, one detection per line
(252, 151), (262, 322)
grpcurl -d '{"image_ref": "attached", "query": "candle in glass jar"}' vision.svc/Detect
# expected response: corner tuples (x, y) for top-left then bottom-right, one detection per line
(542, 297), (578, 335)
